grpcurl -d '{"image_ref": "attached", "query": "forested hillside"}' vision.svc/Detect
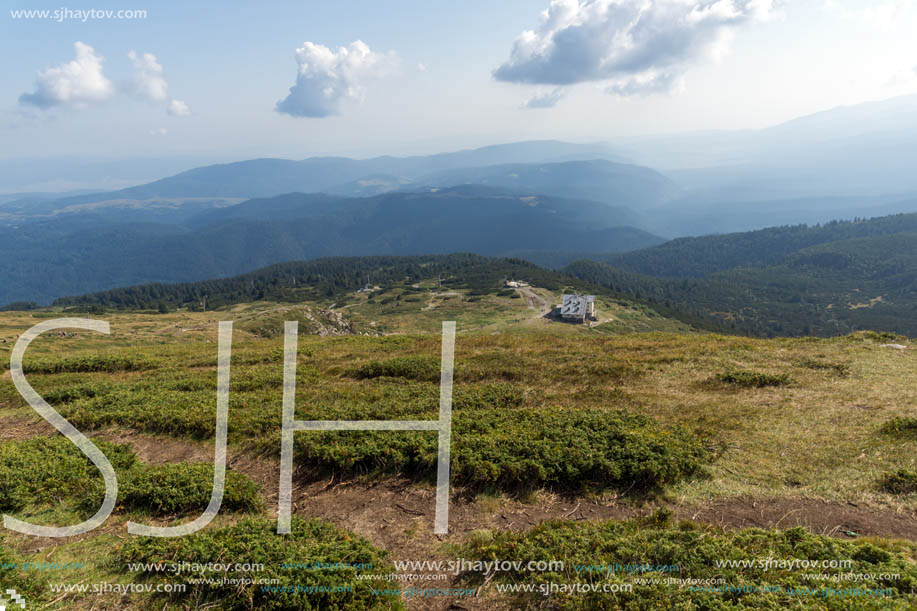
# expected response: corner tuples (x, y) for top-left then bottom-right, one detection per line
(602, 214), (917, 277)
(0, 187), (661, 306)
(52, 254), (585, 311)
(565, 230), (917, 336)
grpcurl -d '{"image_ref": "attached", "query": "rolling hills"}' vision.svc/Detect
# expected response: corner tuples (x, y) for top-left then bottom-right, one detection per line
(422, 159), (679, 209)
(28, 210), (917, 338)
(563, 214), (917, 337)
(47, 211), (917, 339)
(0, 188), (663, 306)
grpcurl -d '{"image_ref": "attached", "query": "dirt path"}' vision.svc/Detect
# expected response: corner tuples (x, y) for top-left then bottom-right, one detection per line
(516, 286), (549, 314)
(0, 412), (55, 441)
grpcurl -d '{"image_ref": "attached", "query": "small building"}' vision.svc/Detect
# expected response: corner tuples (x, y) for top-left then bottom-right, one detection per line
(560, 294), (595, 323)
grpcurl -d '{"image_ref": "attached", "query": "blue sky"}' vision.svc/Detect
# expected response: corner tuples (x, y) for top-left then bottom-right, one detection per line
(2, 0), (917, 166)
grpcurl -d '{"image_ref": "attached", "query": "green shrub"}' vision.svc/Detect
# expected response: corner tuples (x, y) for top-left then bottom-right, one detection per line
(794, 358), (850, 377)
(457, 517), (917, 609)
(846, 331), (907, 344)
(81, 463), (262, 515)
(63, 388), (220, 438)
(878, 469), (917, 495)
(0, 536), (43, 602)
(22, 353), (157, 374)
(0, 436), (137, 511)
(117, 517), (403, 610)
(453, 383), (526, 410)
(291, 408), (707, 493)
(0, 434), (261, 518)
(353, 355), (440, 382)
(879, 417), (917, 439)
(715, 370), (793, 388)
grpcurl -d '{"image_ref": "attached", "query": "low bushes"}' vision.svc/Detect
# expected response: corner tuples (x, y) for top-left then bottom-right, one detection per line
(0, 436), (137, 511)
(457, 513), (917, 609)
(352, 355), (440, 382)
(21, 354), (157, 374)
(291, 408), (708, 493)
(795, 358), (850, 377)
(453, 383), (527, 410)
(0, 537), (42, 603)
(81, 463), (262, 515)
(879, 417), (917, 439)
(118, 517), (402, 610)
(715, 370), (793, 388)
(878, 469), (917, 495)
(0, 436), (261, 518)
(63, 389), (222, 438)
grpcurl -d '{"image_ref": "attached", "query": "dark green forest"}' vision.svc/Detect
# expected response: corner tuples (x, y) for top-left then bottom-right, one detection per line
(602, 214), (917, 277)
(52, 254), (580, 311)
(564, 229), (917, 337)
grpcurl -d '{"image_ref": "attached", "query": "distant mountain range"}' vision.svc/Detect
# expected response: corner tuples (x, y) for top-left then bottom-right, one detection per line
(23, 140), (623, 203)
(0, 184), (663, 305)
(421, 160), (679, 209)
(620, 94), (917, 192)
(5, 94), (917, 310)
(48, 211), (917, 338)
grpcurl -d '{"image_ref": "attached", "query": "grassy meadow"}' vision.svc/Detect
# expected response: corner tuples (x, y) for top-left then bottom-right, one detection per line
(0, 286), (916, 609)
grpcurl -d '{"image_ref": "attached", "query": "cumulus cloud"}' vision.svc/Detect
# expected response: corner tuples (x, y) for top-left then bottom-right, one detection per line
(19, 41), (115, 109)
(523, 87), (566, 108)
(20, 44), (191, 116)
(826, 0), (912, 28)
(863, 0), (912, 29)
(128, 50), (191, 116)
(494, 0), (775, 96)
(167, 99), (191, 116)
(276, 40), (395, 118)
(605, 70), (686, 96)
(128, 50), (169, 102)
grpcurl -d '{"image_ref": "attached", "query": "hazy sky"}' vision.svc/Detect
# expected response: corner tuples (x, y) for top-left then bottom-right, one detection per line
(2, 0), (917, 163)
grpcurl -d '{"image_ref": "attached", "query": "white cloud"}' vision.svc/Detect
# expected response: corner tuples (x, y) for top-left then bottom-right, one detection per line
(129, 51), (191, 116)
(863, 0), (913, 29)
(167, 99), (191, 116)
(20, 44), (190, 117)
(125, 50), (191, 116)
(128, 50), (169, 102)
(605, 70), (686, 96)
(149, 127), (168, 136)
(825, 0), (912, 28)
(19, 42), (115, 109)
(522, 87), (566, 108)
(276, 40), (396, 118)
(417, 62), (428, 72)
(494, 0), (776, 96)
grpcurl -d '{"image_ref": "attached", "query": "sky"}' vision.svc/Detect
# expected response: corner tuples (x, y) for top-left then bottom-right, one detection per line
(1, 0), (917, 173)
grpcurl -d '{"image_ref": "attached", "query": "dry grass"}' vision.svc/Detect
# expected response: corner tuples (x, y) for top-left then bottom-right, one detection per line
(2, 306), (914, 513)
(2, 305), (917, 609)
